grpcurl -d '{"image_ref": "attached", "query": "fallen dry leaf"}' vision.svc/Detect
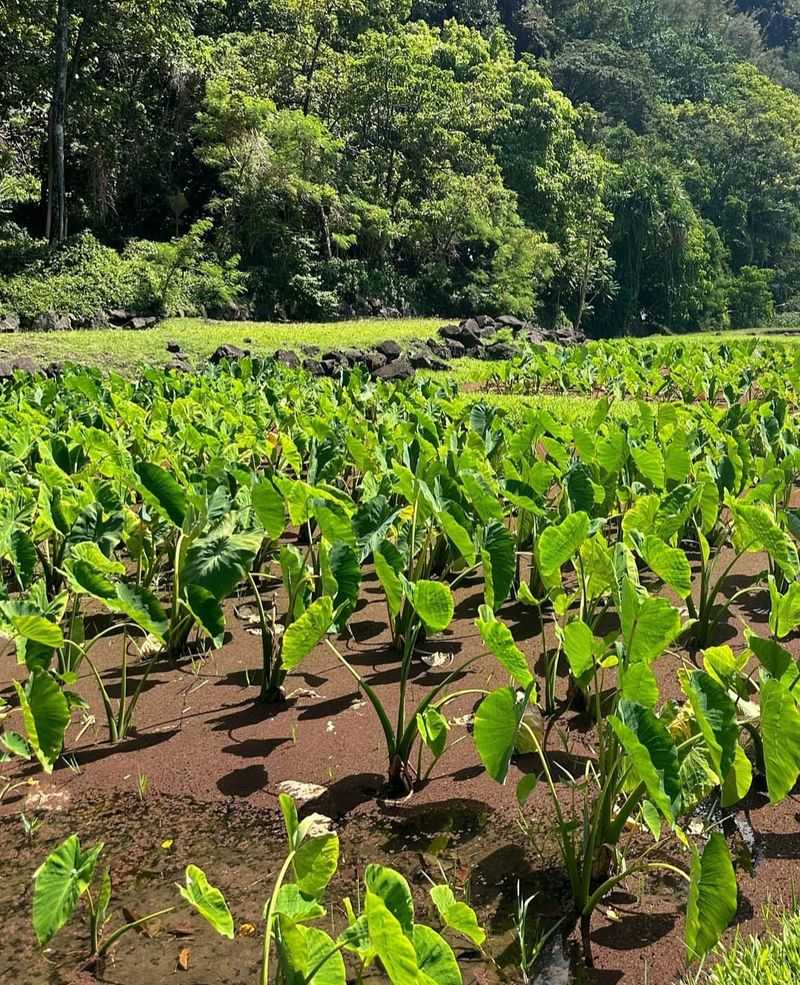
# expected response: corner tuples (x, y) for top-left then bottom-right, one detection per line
(177, 947), (191, 971)
(238, 922), (257, 937)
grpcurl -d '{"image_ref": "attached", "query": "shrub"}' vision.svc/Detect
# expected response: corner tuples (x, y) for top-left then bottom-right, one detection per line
(0, 222), (244, 320)
(728, 266), (775, 329)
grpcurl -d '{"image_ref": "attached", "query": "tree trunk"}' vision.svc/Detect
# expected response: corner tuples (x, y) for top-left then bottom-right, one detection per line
(46, 0), (70, 245)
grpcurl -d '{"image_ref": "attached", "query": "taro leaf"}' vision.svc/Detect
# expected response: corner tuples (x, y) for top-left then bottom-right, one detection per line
(365, 864), (414, 936)
(411, 581), (454, 633)
(112, 583), (168, 640)
(685, 833), (737, 960)
(63, 558), (116, 600)
(328, 543), (361, 628)
(279, 922), (345, 985)
(595, 429), (627, 474)
(760, 677), (800, 803)
(68, 541), (125, 576)
(429, 885), (485, 947)
(294, 832), (339, 899)
(639, 536), (692, 598)
(767, 578), (800, 639)
(537, 512), (589, 578)
(679, 746), (719, 813)
(182, 528), (262, 601)
(412, 924), (461, 985)
(475, 605), (532, 688)
(6, 611), (64, 648)
(365, 890), (420, 985)
(721, 744), (753, 808)
(14, 672), (70, 773)
(481, 519), (515, 610)
(417, 706), (449, 759)
(374, 542), (404, 617)
(562, 620), (595, 688)
(438, 511), (476, 566)
(619, 578), (682, 664)
(631, 442), (665, 489)
(135, 461), (187, 528)
(353, 495), (396, 553)
(282, 596), (333, 670)
(608, 699), (680, 821)
(178, 864), (234, 939)
(473, 686), (529, 783)
(33, 835), (104, 945)
(313, 499), (355, 547)
(279, 792), (300, 845)
(745, 630), (792, 679)
(733, 502), (798, 579)
(619, 661), (659, 709)
(0, 729), (31, 759)
(565, 463), (594, 513)
(252, 480), (286, 540)
(682, 671), (738, 779)
(460, 471), (504, 524)
(8, 529), (36, 588)
(186, 584), (225, 648)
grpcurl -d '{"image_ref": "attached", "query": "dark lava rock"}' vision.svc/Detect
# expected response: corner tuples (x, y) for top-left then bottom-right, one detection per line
(301, 345), (320, 357)
(376, 340), (402, 361)
(129, 316), (157, 330)
(209, 344), (248, 364)
(373, 356), (414, 381)
(409, 347), (448, 371)
(496, 315), (525, 330)
(320, 359), (342, 377)
(445, 339), (466, 359)
(166, 356), (193, 373)
(482, 342), (517, 361)
(303, 358), (325, 377)
(363, 350), (387, 372)
(166, 340), (183, 353)
(0, 313), (20, 332)
(427, 341), (451, 361)
(32, 311), (71, 332)
(107, 309), (132, 326)
(274, 348), (301, 369)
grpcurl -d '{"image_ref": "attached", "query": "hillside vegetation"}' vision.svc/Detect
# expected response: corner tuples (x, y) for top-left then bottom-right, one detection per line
(4, 1), (800, 334)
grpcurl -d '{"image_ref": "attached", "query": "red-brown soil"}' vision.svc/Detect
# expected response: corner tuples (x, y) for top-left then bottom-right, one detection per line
(2, 549), (799, 985)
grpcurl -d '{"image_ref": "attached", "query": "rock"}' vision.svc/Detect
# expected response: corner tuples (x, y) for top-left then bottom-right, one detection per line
(445, 339), (466, 359)
(373, 356), (414, 381)
(427, 341), (451, 361)
(129, 316), (157, 330)
(363, 350), (387, 372)
(439, 322), (484, 348)
(166, 356), (193, 373)
(166, 340), (183, 353)
(0, 362), (13, 379)
(409, 346), (448, 371)
(303, 358), (325, 377)
(321, 359), (342, 377)
(482, 342), (517, 361)
(277, 780), (327, 804)
(496, 314), (525, 330)
(43, 362), (63, 378)
(209, 344), (248, 364)
(107, 308), (132, 326)
(321, 349), (347, 366)
(274, 348), (301, 369)
(475, 315), (497, 329)
(341, 347), (366, 366)
(301, 344), (320, 357)
(380, 306), (402, 319)
(0, 312), (20, 332)
(243, 336), (253, 343)
(376, 339), (402, 361)
(11, 357), (38, 375)
(31, 310), (71, 332)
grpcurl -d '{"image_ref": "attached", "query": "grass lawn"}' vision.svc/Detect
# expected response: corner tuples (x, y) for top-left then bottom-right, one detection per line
(0, 316), (443, 372)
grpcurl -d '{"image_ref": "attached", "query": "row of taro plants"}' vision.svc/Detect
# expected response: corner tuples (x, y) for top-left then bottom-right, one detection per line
(2, 351), (800, 969)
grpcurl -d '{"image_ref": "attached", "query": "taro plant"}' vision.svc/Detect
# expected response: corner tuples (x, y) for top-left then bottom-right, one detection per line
(474, 569), (739, 967)
(32, 834), (178, 968)
(184, 793), (484, 985)
(325, 581), (481, 795)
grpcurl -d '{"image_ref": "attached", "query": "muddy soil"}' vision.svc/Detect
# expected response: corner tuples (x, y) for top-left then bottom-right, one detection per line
(2, 549), (800, 985)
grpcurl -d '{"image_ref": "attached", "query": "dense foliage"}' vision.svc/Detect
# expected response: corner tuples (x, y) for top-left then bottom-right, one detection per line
(5, 2), (800, 326)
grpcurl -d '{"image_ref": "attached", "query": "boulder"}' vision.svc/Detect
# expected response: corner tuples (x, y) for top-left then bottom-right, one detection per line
(496, 315), (525, 330)
(31, 311), (71, 332)
(301, 344), (321, 357)
(0, 313), (20, 333)
(274, 348), (301, 369)
(107, 308), (132, 326)
(303, 358), (325, 377)
(209, 343), (248, 364)
(373, 356), (414, 381)
(341, 347), (367, 367)
(43, 362), (63, 378)
(166, 356), (193, 373)
(427, 342), (451, 361)
(0, 361), (13, 379)
(475, 315), (497, 329)
(321, 349), (347, 366)
(11, 357), (38, 375)
(129, 316), (157, 330)
(320, 359), (342, 377)
(363, 350), (387, 372)
(376, 339), (402, 361)
(409, 346), (448, 371)
(166, 340), (183, 353)
(482, 342), (517, 361)
(445, 339), (466, 359)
